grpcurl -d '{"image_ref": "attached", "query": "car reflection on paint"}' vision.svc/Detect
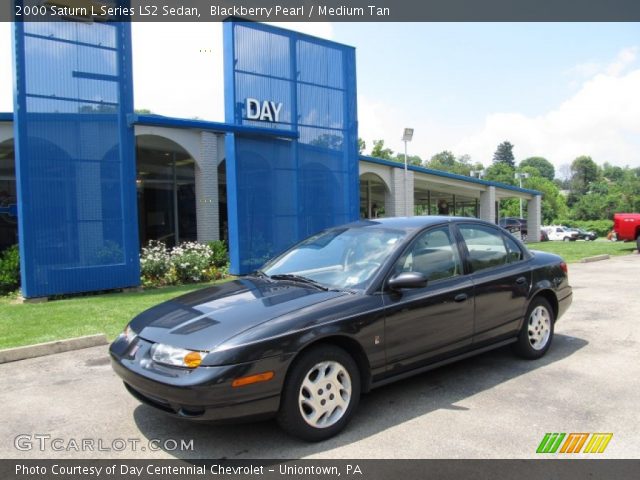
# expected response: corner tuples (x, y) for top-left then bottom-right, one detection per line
(110, 216), (572, 441)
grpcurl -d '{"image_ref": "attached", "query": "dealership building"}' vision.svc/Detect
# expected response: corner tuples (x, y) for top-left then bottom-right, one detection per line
(0, 18), (540, 298)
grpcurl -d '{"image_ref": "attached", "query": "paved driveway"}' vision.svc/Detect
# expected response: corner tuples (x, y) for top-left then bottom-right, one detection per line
(1, 254), (638, 459)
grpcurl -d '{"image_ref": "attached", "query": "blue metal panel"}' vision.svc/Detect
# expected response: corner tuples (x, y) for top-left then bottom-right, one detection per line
(12, 17), (139, 297)
(224, 21), (359, 274)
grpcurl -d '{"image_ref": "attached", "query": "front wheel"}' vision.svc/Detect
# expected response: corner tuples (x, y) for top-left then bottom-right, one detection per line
(563, 237), (570, 242)
(277, 345), (361, 441)
(513, 297), (555, 359)
(636, 235), (640, 253)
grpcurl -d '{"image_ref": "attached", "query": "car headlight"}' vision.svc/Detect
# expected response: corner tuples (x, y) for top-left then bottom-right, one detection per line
(119, 325), (137, 344)
(150, 343), (205, 369)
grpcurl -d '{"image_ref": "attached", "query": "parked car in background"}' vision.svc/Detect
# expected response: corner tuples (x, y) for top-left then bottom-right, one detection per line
(111, 216), (572, 441)
(499, 217), (528, 241)
(542, 226), (579, 242)
(613, 213), (640, 251)
(568, 228), (597, 241)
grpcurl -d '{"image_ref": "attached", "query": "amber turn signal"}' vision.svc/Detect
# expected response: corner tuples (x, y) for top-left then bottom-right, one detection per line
(232, 371), (275, 388)
(183, 351), (202, 368)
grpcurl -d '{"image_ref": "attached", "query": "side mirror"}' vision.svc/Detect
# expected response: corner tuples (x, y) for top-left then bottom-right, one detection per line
(387, 271), (427, 291)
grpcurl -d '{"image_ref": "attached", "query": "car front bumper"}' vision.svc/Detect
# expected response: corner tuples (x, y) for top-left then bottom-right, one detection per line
(110, 336), (293, 423)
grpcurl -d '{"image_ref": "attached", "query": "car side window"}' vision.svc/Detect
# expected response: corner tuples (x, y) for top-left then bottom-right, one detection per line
(504, 234), (523, 263)
(458, 224), (509, 272)
(395, 227), (462, 282)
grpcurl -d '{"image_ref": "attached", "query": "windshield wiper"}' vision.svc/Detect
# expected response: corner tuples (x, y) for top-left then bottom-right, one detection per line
(268, 274), (330, 291)
(253, 269), (270, 278)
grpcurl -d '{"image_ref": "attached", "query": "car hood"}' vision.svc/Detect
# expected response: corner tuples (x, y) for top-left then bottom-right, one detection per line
(130, 277), (347, 351)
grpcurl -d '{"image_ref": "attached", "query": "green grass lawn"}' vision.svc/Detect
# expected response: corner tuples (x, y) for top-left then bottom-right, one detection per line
(0, 280), (231, 350)
(527, 239), (637, 263)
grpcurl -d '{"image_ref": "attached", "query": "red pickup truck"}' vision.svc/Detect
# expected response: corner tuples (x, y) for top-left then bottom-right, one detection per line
(613, 213), (640, 251)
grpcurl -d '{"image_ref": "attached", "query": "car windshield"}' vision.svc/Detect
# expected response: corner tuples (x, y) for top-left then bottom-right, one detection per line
(262, 227), (407, 290)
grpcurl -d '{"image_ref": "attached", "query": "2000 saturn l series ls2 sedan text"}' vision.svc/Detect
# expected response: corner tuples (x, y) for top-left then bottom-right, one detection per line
(110, 216), (572, 441)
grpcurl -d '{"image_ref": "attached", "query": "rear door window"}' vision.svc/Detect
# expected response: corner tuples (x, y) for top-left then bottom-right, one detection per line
(458, 224), (509, 272)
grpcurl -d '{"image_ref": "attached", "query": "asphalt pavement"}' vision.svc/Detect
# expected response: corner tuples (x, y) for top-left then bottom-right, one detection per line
(1, 254), (638, 459)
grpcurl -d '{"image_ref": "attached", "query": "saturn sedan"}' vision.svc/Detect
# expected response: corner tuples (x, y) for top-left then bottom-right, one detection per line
(110, 216), (572, 441)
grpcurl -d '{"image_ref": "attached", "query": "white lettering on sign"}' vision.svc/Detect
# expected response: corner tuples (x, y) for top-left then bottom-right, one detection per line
(245, 98), (283, 122)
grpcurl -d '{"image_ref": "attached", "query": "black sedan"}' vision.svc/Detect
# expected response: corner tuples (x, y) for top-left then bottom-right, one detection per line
(568, 228), (597, 241)
(110, 217), (572, 441)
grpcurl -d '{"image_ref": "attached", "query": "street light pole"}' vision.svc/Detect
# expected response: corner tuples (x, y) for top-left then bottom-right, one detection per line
(404, 140), (408, 216)
(402, 128), (414, 217)
(515, 172), (530, 218)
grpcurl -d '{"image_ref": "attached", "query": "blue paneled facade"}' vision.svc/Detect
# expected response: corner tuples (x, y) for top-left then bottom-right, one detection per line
(12, 20), (139, 297)
(224, 21), (359, 274)
(9, 18), (361, 296)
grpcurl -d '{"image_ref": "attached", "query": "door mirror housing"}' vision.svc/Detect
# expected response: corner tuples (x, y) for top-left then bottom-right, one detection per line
(387, 271), (427, 291)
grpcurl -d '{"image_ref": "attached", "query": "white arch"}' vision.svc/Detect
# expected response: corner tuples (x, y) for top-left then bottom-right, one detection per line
(134, 125), (201, 167)
(358, 161), (392, 193)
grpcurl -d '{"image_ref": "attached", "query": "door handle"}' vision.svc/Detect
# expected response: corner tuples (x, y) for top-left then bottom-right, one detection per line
(515, 277), (527, 286)
(454, 293), (468, 303)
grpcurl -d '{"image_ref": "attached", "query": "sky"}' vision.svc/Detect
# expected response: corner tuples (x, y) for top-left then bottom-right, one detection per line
(1, 21), (639, 174)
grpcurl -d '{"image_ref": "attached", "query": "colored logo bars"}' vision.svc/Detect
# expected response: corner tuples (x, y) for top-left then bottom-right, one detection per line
(537, 433), (613, 454)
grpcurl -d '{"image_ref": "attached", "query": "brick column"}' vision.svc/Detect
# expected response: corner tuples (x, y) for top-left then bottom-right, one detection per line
(526, 195), (542, 244)
(195, 131), (219, 243)
(388, 168), (414, 216)
(479, 186), (496, 223)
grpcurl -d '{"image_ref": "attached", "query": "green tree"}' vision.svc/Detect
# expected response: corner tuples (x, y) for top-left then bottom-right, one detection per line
(524, 176), (569, 223)
(371, 139), (394, 160)
(429, 150), (457, 169)
(571, 193), (621, 220)
(426, 151), (484, 176)
(393, 153), (423, 166)
(493, 141), (515, 167)
(519, 157), (555, 181)
(569, 155), (601, 196)
(358, 138), (366, 155)
(602, 162), (625, 183)
(484, 162), (516, 185)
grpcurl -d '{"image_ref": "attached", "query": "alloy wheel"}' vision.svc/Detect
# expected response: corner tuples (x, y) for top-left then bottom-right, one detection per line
(528, 305), (551, 350)
(298, 360), (352, 428)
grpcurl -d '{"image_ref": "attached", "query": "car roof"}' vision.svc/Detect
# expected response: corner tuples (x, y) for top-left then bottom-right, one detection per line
(337, 216), (495, 232)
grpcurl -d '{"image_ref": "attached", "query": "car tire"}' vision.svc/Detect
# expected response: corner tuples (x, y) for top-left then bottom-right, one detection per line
(277, 344), (361, 442)
(636, 235), (640, 253)
(563, 237), (570, 242)
(513, 297), (555, 360)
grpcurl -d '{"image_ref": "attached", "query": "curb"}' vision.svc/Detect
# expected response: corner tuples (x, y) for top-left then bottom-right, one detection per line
(580, 254), (610, 263)
(0, 334), (108, 364)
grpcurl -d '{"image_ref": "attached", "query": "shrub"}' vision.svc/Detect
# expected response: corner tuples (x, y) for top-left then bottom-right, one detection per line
(170, 241), (213, 284)
(140, 240), (229, 287)
(0, 245), (20, 295)
(207, 240), (229, 268)
(140, 240), (171, 287)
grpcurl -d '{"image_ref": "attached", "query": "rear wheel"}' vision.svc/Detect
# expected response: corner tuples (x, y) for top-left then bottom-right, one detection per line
(513, 297), (555, 359)
(277, 345), (360, 441)
(636, 234), (640, 253)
